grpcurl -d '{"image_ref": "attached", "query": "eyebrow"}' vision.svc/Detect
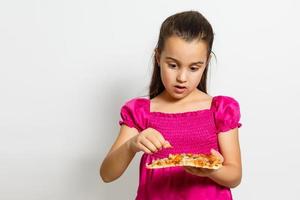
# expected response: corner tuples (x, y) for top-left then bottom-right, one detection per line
(165, 56), (204, 66)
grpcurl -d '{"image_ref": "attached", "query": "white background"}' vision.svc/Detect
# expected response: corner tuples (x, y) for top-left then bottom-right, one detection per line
(1, 0), (300, 199)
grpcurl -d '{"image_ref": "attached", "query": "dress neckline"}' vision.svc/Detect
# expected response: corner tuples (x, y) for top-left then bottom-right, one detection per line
(146, 96), (215, 117)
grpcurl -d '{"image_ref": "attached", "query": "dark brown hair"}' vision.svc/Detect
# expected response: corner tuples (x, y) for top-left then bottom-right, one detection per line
(148, 10), (215, 99)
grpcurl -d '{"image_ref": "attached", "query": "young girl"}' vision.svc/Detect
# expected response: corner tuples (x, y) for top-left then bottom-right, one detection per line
(100, 10), (242, 200)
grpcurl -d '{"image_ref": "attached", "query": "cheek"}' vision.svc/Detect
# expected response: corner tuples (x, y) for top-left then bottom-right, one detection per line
(160, 68), (174, 84)
(189, 72), (203, 85)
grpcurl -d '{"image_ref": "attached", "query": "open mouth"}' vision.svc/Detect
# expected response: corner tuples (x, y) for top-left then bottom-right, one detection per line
(174, 85), (187, 93)
(175, 86), (186, 89)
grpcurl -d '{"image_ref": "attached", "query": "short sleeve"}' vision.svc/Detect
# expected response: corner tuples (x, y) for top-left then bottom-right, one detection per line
(118, 97), (149, 132)
(212, 96), (242, 133)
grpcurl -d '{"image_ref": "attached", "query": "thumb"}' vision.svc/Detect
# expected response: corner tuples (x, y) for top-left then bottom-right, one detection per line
(210, 149), (224, 163)
(163, 141), (173, 148)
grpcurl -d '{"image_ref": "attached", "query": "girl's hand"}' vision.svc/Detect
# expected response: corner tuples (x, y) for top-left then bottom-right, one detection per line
(183, 149), (224, 177)
(128, 128), (172, 154)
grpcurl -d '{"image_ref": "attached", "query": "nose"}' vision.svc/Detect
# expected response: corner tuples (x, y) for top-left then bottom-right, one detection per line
(176, 70), (187, 83)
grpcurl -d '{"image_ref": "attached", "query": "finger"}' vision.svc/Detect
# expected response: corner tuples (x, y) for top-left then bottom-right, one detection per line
(183, 166), (193, 171)
(146, 135), (164, 150)
(151, 130), (173, 149)
(184, 166), (195, 171)
(136, 143), (152, 154)
(210, 148), (219, 154)
(163, 140), (173, 148)
(184, 166), (214, 176)
(150, 129), (168, 147)
(183, 166), (192, 172)
(140, 138), (159, 153)
(210, 149), (224, 162)
(152, 132), (167, 148)
(184, 166), (198, 175)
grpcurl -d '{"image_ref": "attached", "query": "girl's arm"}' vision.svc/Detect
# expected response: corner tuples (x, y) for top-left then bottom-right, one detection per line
(184, 128), (242, 188)
(100, 126), (171, 183)
(208, 128), (242, 188)
(100, 125), (138, 183)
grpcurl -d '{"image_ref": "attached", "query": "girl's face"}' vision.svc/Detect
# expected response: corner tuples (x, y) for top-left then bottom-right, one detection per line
(156, 35), (209, 100)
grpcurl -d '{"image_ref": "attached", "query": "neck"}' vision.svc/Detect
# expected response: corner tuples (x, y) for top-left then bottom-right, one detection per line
(160, 89), (202, 104)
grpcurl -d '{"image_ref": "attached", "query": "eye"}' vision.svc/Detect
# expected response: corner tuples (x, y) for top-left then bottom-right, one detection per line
(190, 67), (199, 71)
(168, 63), (177, 69)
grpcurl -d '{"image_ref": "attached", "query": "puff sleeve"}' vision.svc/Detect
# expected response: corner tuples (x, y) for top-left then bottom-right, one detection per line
(212, 96), (242, 133)
(118, 98), (149, 132)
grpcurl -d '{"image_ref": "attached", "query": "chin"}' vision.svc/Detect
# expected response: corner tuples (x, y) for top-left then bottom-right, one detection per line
(169, 90), (191, 100)
(164, 86), (192, 99)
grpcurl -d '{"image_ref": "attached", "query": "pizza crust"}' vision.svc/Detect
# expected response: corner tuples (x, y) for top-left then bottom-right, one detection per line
(146, 153), (223, 169)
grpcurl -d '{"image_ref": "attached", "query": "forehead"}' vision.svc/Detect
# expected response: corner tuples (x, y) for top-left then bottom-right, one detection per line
(161, 36), (208, 61)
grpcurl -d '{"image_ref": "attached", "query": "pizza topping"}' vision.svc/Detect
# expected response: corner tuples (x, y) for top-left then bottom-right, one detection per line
(146, 153), (223, 169)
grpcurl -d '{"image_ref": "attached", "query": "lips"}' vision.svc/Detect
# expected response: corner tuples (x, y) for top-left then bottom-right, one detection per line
(175, 85), (186, 89)
(174, 85), (187, 94)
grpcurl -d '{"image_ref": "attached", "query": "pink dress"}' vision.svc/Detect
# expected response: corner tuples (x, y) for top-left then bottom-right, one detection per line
(119, 95), (242, 200)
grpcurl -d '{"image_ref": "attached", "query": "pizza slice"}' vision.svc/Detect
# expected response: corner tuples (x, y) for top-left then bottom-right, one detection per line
(146, 153), (223, 169)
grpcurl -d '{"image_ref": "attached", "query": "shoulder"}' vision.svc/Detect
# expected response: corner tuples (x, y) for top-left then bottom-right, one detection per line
(119, 96), (149, 132)
(213, 95), (240, 103)
(121, 96), (149, 110)
(211, 95), (242, 133)
(212, 95), (240, 110)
